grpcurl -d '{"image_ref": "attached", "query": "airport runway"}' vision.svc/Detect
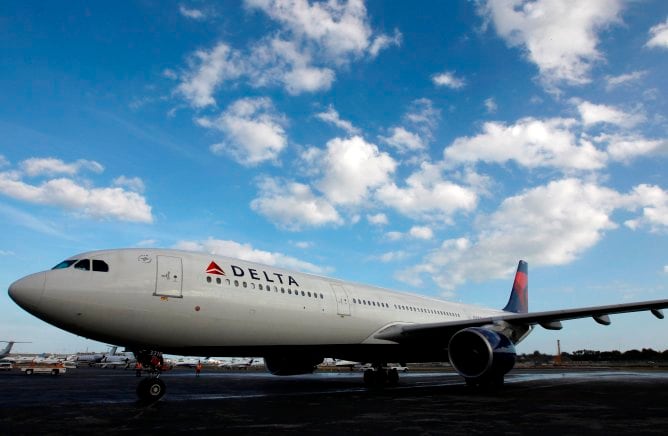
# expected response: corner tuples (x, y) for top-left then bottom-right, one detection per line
(1, 367), (667, 434)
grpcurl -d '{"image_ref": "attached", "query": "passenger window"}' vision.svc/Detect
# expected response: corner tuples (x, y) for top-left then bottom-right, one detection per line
(287, 289), (291, 295)
(243, 282), (247, 288)
(206, 276), (212, 283)
(259, 284), (263, 290)
(216, 277), (222, 285)
(301, 291), (305, 296)
(309, 292), (313, 298)
(234, 280), (239, 287)
(226, 279), (230, 285)
(74, 259), (90, 271)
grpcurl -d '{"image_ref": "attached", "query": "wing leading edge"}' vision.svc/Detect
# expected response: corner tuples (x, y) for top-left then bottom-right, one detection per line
(374, 299), (668, 344)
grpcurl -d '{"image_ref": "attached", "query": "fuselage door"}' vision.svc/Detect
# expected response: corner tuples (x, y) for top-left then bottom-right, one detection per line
(331, 284), (351, 316)
(155, 255), (183, 298)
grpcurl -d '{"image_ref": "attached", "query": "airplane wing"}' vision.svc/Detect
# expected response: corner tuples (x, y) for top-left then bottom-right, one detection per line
(374, 299), (668, 344)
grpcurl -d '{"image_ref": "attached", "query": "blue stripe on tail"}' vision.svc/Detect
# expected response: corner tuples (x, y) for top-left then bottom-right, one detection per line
(503, 260), (528, 313)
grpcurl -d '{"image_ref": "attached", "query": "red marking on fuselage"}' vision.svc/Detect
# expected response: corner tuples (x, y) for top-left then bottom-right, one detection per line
(206, 261), (225, 275)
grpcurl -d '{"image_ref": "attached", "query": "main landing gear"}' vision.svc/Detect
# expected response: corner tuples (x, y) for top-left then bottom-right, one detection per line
(363, 363), (400, 388)
(134, 350), (168, 402)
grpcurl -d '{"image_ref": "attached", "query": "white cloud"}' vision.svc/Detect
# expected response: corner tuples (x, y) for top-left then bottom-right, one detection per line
(174, 1), (397, 102)
(444, 117), (607, 171)
(623, 184), (668, 232)
(664, 265), (668, 274)
(246, 36), (336, 93)
(113, 176), (145, 193)
(176, 42), (243, 108)
(367, 213), (388, 226)
(646, 18), (668, 49)
(577, 101), (644, 128)
(179, 5), (206, 20)
(400, 179), (623, 291)
(293, 241), (313, 249)
(380, 127), (425, 153)
(0, 173), (153, 223)
(163, 69), (178, 80)
(599, 134), (668, 162)
(376, 162), (478, 221)
(368, 28), (402, 57)
(484, 97), (498, 114)
(380, 99), (441, 156)
(432, 71), (466, 89)
(173, 237), (330, 274)
(0, 155), (8, 167)
(21, 158), (104, 177)
(480, 0), (623, 87)
(605, 70), (647, 90)
(317, 136), (396, 205)
(251, 177), (342, 230)
(386, 231), (403, 241)
(197, 97), (288, 166)
(399, 179), (668, 293)
(245, 0), (395, 61)
(375, 250), (409, 263)
(409, 225), (433, 240)
(315, 105), (360, 135)
(404, 98), (440, 132)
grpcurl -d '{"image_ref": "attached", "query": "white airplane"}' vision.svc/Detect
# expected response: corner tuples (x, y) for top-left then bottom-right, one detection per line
(0, 341), (30, 359)
(219, 357), (258, 369)
(8, 248), (668, 401)
(173, 356), (201, 368)
(98, 347), (136, 368)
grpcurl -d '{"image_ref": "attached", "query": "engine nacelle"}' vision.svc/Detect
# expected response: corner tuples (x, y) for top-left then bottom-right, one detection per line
(264, 355), (323, 376)
(448, 327), (516, 381)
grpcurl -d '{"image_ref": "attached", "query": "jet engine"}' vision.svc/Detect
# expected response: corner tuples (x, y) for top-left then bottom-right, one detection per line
(447, 327), (516, 384)
(264, 355), (323, 376)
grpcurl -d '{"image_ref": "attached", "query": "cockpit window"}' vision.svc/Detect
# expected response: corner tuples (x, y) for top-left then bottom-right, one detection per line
(92, 260), (109, 272)
(52, 260), (77, 270)
(74, 259), (90, 271)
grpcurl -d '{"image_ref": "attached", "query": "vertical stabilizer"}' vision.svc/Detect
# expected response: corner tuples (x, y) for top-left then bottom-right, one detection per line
(0, 341), (15, 359)
(503, 261), (528, 313)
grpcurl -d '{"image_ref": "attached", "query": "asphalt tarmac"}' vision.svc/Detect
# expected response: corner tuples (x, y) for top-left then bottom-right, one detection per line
(1, 367), (667, 434)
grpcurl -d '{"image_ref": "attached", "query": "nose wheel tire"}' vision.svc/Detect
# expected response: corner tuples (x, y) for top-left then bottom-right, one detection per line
(137, 377), (166, 402)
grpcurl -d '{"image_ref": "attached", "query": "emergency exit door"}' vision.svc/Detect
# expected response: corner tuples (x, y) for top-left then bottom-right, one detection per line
(155, 255), (183, 298)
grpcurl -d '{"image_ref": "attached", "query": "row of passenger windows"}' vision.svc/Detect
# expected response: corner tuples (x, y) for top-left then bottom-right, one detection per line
(352, 297), (460, 317)
(51, 259), (109, 272)
(206, 276), (324, 300)
(205, 275), (459, 316)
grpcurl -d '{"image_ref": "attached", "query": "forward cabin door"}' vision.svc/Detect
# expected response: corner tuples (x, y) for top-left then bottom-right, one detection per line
(331, 284), (351, 316)
(155, 255), (183, 298)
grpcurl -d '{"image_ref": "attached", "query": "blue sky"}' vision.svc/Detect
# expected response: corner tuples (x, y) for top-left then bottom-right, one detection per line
(1, 0), (668, 355)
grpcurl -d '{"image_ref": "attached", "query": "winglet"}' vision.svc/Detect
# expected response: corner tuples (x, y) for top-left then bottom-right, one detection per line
(503, 260), (528, 313)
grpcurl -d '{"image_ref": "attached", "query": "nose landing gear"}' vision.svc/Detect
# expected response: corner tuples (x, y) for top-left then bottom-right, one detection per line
(134, 350), (169, 402)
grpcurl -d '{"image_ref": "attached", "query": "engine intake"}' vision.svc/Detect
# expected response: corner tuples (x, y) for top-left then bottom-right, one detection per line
(264, 355), (323, 376)
(448, 327), (516, 380)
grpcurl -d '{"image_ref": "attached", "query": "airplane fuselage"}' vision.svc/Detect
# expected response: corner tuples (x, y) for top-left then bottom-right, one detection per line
(10, 248), (506, 363)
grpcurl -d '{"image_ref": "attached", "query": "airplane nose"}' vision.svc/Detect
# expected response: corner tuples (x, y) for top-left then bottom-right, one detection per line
(8, 272), (46, 312)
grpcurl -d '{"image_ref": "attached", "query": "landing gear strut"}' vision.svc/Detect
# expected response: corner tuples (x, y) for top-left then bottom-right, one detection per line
(363, 363), (399, 388)
(134, 350), (168, 402)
